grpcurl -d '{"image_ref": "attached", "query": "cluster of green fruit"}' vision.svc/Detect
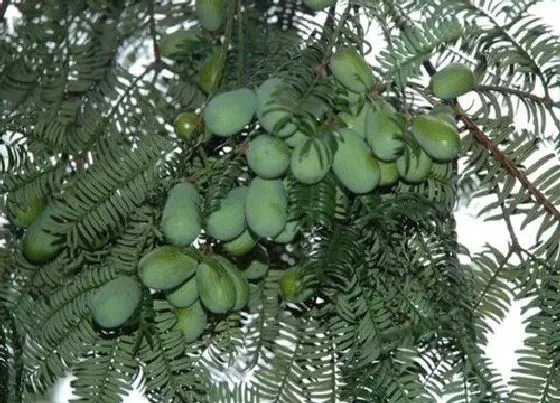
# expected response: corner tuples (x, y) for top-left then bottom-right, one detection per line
(90, 244), (250, 343)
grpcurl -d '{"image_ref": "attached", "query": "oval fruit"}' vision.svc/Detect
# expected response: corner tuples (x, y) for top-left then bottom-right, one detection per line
(195, 0), (226, 32)
(366, 106), (405, 162)
(196, 257), (236, 314)
(206, 186), (248, 241)
(290, 138), (333, 185)
(430, 63), (475, 100)
(161, 183), (202, 246)
(241, 245), (269, 280)
(91, 276), (142, 328)
(256, 78), (297, 137)
(214, 256), (250, 310)
(273, 220), (300, 243)
(303, 0), (336, 10)
(338, 102), (374, 139)
(280, 267), (312, 303)
(198, 50), (221, 94)
(165, 277), (198, 308)
(285, 131), (308, 148)
(174, 112), (199, 139)
(411, 115), (460, 162)
(203, 88), (257, 136)
(160, 29), (202, 59)
(223, 229), (257, 256)
(246, 135), (291, 178)
(22, 204), (63, 264)
(8, 195), (44, 228)
(171, 300), (207, 343)
(378, 161), (400, 186)
(396, 146), (433, 184)
(138, 246), (199, 290)
(329, 47), (374, 93)
(332, 128), (380, 194)
(245, 177), (287, 238)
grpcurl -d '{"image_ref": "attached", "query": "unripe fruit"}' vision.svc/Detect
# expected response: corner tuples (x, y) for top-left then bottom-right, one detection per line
(161, 183), (202, 246)
(411, 115), (461, 162)
(303, 0), (336, 10)
(378, 161), (400, 186)
(240, 245), (269, 280)
(338, 102), (374, 139)
(246, 135), (291, 178)
(138, 246), (199, 290)
(214, 256), (250, 311)
(280, 267), (312, 303)
(223, 229), (257, 256)
(396, 146), (433, 184)
(22, 204), (63, 264)
(256, 78), (297, 137)
(7, 195), (44, 228)
(172, 300), (207, 343)
(366, 106), (405, 162)
(290, 138), (333, 185)
(245, 178), (287, 238)
(203, 88), (257, 136)
(198, 50), (221, 94)
(273, 220), (300, 243)
(91, 276), (142, 329)
(196, 257), (236, 314)
(174, 112), (199, 139)
(285, 131), (308, 148)
(330, 47), (374, 93)
(165, 277), (198, 308)
(195, 0), (226, 32)
(206, 187), (248, 241)
(332, 128), (380, 194)
(430, 63), (475, 100)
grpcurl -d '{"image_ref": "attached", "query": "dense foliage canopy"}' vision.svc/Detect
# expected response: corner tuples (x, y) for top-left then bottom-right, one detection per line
(2, 0), (560, 402)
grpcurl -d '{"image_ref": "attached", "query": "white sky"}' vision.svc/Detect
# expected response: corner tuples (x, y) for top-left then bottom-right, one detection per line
(12, 1), (558, 401)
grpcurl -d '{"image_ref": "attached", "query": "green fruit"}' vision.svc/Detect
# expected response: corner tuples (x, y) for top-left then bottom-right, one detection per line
(329, 47), (374, 93)
(174, 112), (199, 139)
(172, 300), (207, 343)
(256, 78), (297, 137)
(214, 256), (250, 310)
(396, 146), (433, 184)
(198, 50), (221, 94)
(332, 128), (380, 194)
(138, 246), (199, 290)
(195, 0), (226, 32)
(91, 276), (142, 328)
(280, 267), (312, 303)
(241, 245), (269, 280)
(22, 204), (63, 264)
(245, 178), (287, 238)
(162, 183), (202, 246)
(203, 88), (257, 136)
(196, 257), (236, 314)
(160, 29), (202, 59)
(285, 131), (308, 148)
(430, 63), (475, 100)
(366, 106), (405, 162)
(411, 115), (461, 162)
(378, 161), (399, 186)
(8, 195), (44, 228)
(290, 138), (333, 185)
(247, 135), (291, 178)
(273, 220), (300, 243)
(166, 277), (198, 308)
(223, 229), (257, 256)
(303, 0), (336, 10)
(206, 187), (248, 241)
(338, 102), (374, 139)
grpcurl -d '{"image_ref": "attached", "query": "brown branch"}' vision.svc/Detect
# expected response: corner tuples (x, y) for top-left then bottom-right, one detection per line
(461, 113), (560, 222)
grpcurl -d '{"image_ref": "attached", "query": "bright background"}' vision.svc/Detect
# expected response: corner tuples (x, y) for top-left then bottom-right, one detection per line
(3, 1), (555, 401)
